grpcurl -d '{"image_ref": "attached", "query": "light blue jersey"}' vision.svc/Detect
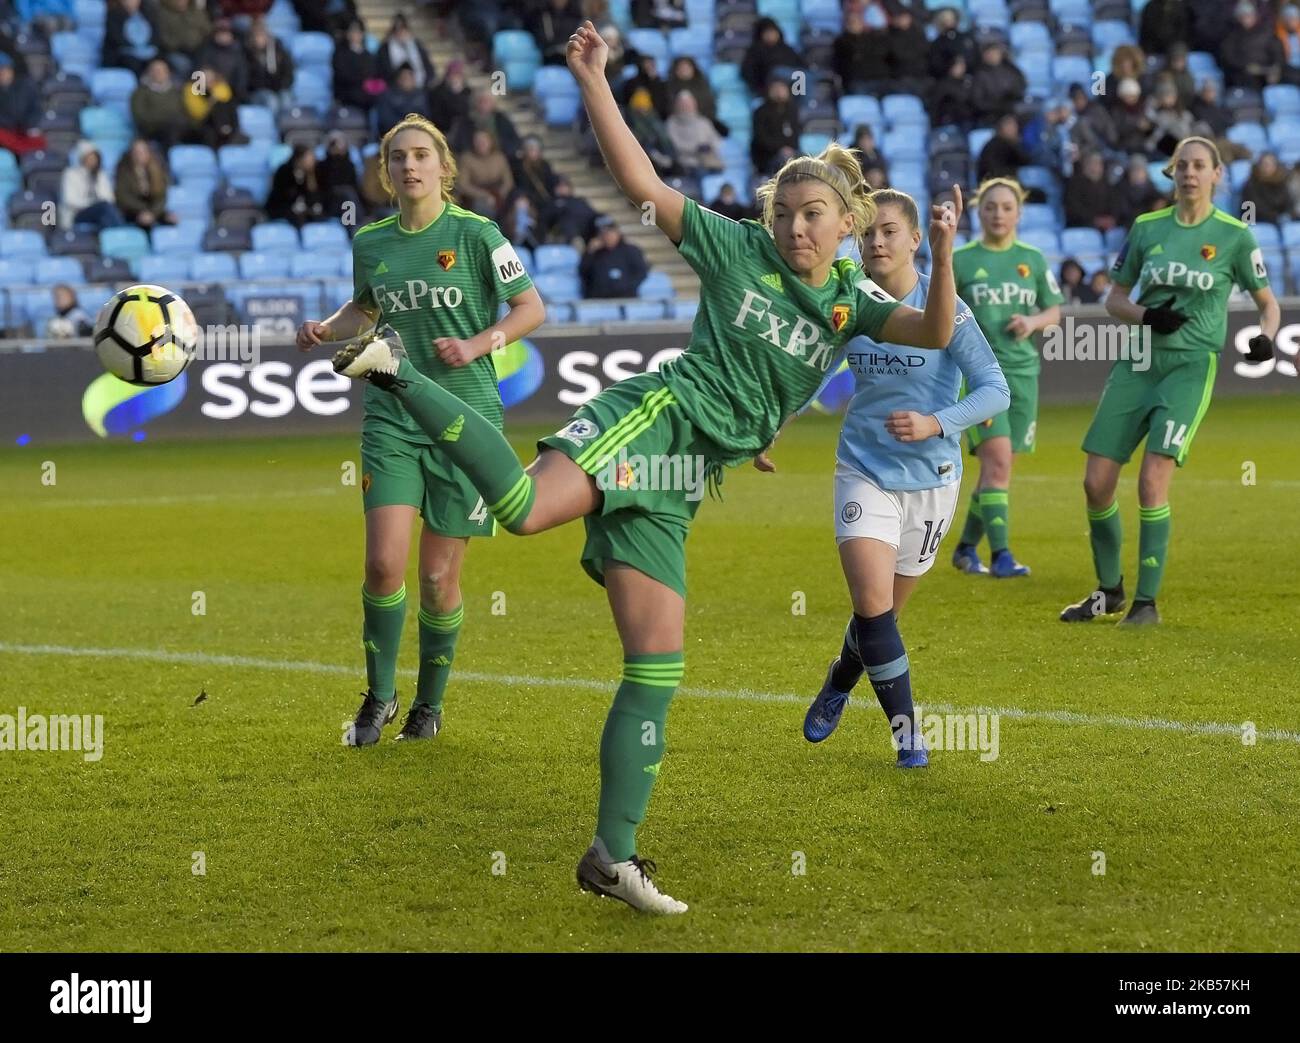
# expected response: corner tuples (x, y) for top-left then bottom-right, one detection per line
(836, 271), (1009, 491)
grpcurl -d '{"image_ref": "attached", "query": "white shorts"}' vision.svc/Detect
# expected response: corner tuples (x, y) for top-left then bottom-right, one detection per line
(833, 462), (961, 577)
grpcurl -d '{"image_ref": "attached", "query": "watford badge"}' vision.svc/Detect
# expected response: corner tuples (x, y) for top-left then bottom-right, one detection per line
(831, 303), (850, 332)
(1200, 244), (1216, 261)
(361, 472), (372, 493)
(1016, 263), (1030, 278)
(438, 249), (456, 271)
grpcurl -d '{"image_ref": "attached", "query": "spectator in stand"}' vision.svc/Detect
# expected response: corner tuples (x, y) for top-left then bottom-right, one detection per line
(45, 284), (94, 339)
(1146, 79), (1202, 159)
(450, 90), (521, 158)
(376, 64), (429, 136)
(1278, 5), (1300, 84)
(152, 0), (212, 77)
(1190, 77), (1232, 136)
(1141, 0), (1192, 55)
(1028, 96), (1073, 172)
(621, 52), (671, 117)
(1057, 259), (1092, 305)
(500, 188), (542, 250)
(60, 141), (124, 230)
(1221, 2), (1284, 89)
(245, 16), (294, 115)
(1068, 81), (1119, 161)
(580, 215), (649, 298)
(1159, 43), (1198, 109)
(114, 138), (177, 230)
(1189, 0), (1236, 55)
(1064, 150), (1119, 232)
(359, 150), (392, 216)
(976, 114), (1032, 183)
(851, 124), (888, 178)
(458, 127), (514, 218)
(319, 130), (362, 214)
(887, 3), (931, 98)
(333, 19), (383, 111)
(666, 57), (721, 132)
(1242, 151), (1297, 222)
(863, 162), (888, 189)
(1111, 78), (1154, 155)
(429, 60), (472, 135)
(1104, 45), (1147, 108)
(184, 66), (244, 149)
(833, 5), (892, 96)
(0, 51), (45, 154)
(625, 85), (678, 174)
(379, 13), (434, 88)
(928, 55), (973, 130)
(218, 1), (273, 14)
(708, 182), (754, 221)
(597, 21), (628, 87)
(741, 17), (804, 95)
(530, 0), (583, 67)
(970, 41), (1026, 125)
(515, 134), (558, 209)
(927, 5), (977, 81)
(102, 0), (157, 75)
(130, 59), (189, 148)
(750, 76), (801, 174)
(632, 0), (687, 29)
(266, 143), (327, 225)
(1113, 154), (1165, 225)
(539, 175), (597, 245)
(292, 0), (357, 35)
(196, 17), (249, 102)
(1087, 267), (1111, 300)
(666, 90), (724, 176)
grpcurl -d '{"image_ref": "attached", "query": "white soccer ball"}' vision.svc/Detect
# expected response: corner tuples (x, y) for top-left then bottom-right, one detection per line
(93, 284), (199, 386)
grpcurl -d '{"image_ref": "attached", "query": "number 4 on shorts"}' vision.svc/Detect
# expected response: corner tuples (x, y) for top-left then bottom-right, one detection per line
(1162, 421), (1187, 450)
(469, 497), (489, 524)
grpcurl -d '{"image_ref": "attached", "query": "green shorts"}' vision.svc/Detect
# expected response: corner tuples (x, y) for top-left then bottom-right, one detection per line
(537, 371), (720, 598)
(360, 422), (494, 538)
(967, 370), (1038, 455)
(1082, 351), (1219, 467)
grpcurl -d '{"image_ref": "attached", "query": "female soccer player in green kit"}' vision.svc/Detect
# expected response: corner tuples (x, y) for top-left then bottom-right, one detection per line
(1060, 136), (1278, 626)
(331, 22), (960, 913)
(949, 178), (1062, 578)
(295, 114), (545, 745)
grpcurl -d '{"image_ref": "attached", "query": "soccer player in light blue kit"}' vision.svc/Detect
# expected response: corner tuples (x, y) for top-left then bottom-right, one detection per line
(795, 189), (1009, 765)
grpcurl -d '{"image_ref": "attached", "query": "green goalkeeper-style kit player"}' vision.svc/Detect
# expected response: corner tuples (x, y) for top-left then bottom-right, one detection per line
(297, 114), (544, 744)
(1061, 136), (1279, 626)
(331, 21), (962, 913)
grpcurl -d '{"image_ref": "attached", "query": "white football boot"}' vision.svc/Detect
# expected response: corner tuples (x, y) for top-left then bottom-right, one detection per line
(576, 838), (688, 915)
(331, 328), (405, 387)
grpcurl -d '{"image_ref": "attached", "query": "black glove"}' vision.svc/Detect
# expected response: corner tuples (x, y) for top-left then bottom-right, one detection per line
(1245, 334), (1274, 362)
(1143, 298), (1189, 335)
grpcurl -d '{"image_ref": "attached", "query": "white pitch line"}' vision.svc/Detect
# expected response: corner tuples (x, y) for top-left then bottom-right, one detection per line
(1015, 474), (1300, 489)
(6, 487), (344, 510)
(1, 642), (1296, 746)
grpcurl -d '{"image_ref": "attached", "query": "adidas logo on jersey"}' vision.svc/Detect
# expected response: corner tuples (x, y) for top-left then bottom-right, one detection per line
(440, 415), (465, 442)
(760, 272), (784, 294)
(1148, 244), (1163, 256)
(374, 261), (389, 275)
(974, 267), (989, 279)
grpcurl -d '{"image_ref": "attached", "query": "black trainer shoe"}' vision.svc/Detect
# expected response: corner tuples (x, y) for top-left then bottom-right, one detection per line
(347, 690), (398, 746)
(1117, 599), (1160, 627)
(395, 703), (442, 741)
(1060, 581), (1126, 622)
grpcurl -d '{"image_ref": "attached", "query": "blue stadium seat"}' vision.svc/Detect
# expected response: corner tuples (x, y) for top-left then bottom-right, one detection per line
(238, 105), (277, 143)
(967, 0), (1010, 29)
(1264, 85), (1300, 119)
(882, 94), (926, 126)
(708, 62), (743, 93)
(1252, 223), (1282, 249)
(191, 252), (239, 282)
(1020, 204), (1058, 231)
(1052, 56), (1092, 91)
(1281, 220), (1300, 250)
(626, 29), (671, 67)
(534, 66), (582, 126)
(1050, 0), (1092, 23)
(165, 184), (211, 225)
(0, 229), (47, 257)
(503, 59), (540, 91)
(1228, 158), (1252, 191)
(838, 95), (882, 133)
(79, 106), (131, 145)
(90, 68), (136, 121)
(668, 27), (712, 66)
(1061, 228), (1105, 255)
(514, 245), (535, 274)
(882, 129), (925, 162)
(301, 222), (349, 251)
(75, 0), (107, 28)
(1227, 122), (1268, 155)
(573, 300), (623, 323)
(493, 30), (541, 63)
(623, 300), (667, 321)
(669, 299), (699, 322)
(0, 258), (36, 285)
(1019, 229), (1061, 257)
(968, 127), (994, 160)
(1186, 51), (1218, 81)
(238, 252), (288, 280)
(802, 0), (843, 33)
(716, 93), (752, 130)
(50, 31), (95, 77)
(531, 272), (581, 302)
(218, 144), (266, 178)
(533, 244), (581, 274)
(226, 173), (268, 205)
(799, 132), (832, 157)
(1104, 226), (1128, 253)
(250, 221), (300, 254)
(290, 253), (340, 278)
(137, 254), (190, 283)
(337, 251), (353, 278)
(153, 220), (206, 255)
(292, 70), (332, 110)
(265, 0), (301, 38)
(638, 270), (676, 299)
(290, 31), (334, 68)
(169, 144), (219, 182)
(1091, 20), (1134, 53)
(1010, 21), (1052, 52)
(99, 226), (150, 263)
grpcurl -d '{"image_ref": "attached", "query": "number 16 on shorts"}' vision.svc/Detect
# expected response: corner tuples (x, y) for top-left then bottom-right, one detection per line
(833, 462), (960, 578)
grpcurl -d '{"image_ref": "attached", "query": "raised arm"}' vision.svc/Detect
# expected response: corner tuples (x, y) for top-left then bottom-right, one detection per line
(567, 21), (686, 243)
(878, 185), (963, 349)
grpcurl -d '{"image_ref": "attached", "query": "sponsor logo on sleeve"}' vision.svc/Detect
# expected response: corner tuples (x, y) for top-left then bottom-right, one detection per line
(492, 242), (525, 284)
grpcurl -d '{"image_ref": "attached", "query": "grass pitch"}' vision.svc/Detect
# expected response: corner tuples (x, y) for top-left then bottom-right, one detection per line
(1, 396), (1298, 952)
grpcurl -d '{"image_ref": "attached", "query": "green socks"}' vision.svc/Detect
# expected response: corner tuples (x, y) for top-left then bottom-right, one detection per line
(1137, 503), (1171, 601)
(595, 653), (684, 862)
(361, 583), (406, 702)
(389, 359), (536, 532)
(980, 488), (1010, 553)
(1087, 500), (1123, 590)
(417, 603), (463, 712)
(959, 491), (984, 546)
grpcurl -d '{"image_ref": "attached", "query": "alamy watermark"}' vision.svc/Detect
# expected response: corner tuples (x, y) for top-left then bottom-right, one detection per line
(594, 449), (710, 502)
(0, 706), (103, 762)
(153, 323), (263, 369)
(893, 708), (1000, 761)
(1042, 316), (1151, 371)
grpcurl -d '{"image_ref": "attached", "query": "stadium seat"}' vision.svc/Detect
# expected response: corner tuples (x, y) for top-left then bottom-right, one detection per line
(1020, 204), (1058, 231)
(531, 272), (582, 302)
(49, 31), (95, 77)
(291, 71), (332, 111)
(1251, 223), (1282, 250)
(1019, 228), (1060, 257)
(968, 127), (995, 160)
(290, 31), (334, 68)
(238, 105), (277, 144)
(301, 222), (349, 251)
(1061, 228), (1105, 255)
(668, 27), (712, 66)
(626, 28), (671, 68)
(168, 145), (219, 182)
(669, 299), (699, 322)
(150, 221), (206, 255)
(1264, 85), (1300, 118)
(1051, 56), (1092, 91)
(708, 62), (743, 93)
(137, 254), (190, 284)
(1227, 122), (1268, 155)
(1091, 20), (1134, 53)
(799, 132), (832, 157)
(90, 68), (135, 121)
(191, 252), (240, 281)
(78, 106), (131, 146)
(338, 251), (353, 278)
(250, 221), (301, 254)
(882, 94), (926, 126)
(623, 300), (667, 321)
(238, 252), (288, 280)
(573, 300), (623, 324)
(165, 183), (210, 224)
(0, 258), (36, 285)
(801, 0), (843, 33)
(493, 30), (541, 64)
(47, 228), (97, 258)
(265, 0), (301, 38)
(638, 270), (676, 299)
(99, 227), (150, 263)
(202, 226), (252, 253)
(289, 253), (339, 278)
(533, 244), (581, 275)
(838, 95), (882, 134)
(0, 228), (47, 258)
(882, 129), (926, 163)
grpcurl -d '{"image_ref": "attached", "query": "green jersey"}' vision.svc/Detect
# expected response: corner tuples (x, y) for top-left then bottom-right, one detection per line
(952, 239), (1062, 376)
(1111, 205), (1269, 355)
(352, 203), (533, 441)
(662, 198), (901, 464)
